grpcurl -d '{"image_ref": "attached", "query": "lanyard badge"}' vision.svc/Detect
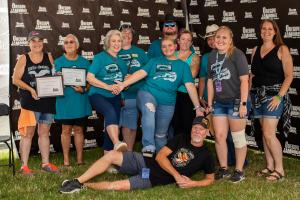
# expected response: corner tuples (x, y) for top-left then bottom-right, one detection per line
(214, 53), (226, 93)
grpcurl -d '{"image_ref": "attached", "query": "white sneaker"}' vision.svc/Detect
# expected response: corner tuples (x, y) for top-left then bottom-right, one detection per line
(107, 166), (119, 174)
(114, 141), (128, 152)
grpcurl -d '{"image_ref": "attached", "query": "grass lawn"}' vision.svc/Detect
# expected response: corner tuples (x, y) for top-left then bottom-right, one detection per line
(0, 142), (299, 200)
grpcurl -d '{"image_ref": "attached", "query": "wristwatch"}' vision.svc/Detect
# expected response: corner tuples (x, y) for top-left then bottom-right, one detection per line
(240, 101), (247, 106)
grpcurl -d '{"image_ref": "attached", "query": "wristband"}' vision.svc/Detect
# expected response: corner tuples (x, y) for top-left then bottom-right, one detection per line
(193, 105), (201, 110)
(275, 95), (282, 102)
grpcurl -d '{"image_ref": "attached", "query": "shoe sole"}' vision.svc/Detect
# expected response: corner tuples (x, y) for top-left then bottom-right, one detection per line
(114, 143), (128, 152)
(231, 177), (245, 183)
(59, 188), (81, 194)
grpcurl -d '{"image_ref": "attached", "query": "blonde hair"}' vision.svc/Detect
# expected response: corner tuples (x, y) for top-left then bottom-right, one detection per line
(103, 30), (122, 50)
(216, 26), (235, 57)
(64, 34), (79, 49)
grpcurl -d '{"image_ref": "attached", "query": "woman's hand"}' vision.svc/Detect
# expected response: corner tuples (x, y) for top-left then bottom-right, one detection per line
(29, 88), (40, 100)
(267, 96), (281, 111)
(239, 105), (247, 118)
(71, 86), (84, 93)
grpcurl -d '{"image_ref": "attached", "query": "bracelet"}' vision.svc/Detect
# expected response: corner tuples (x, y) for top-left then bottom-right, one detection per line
(193, 105), (201, 110)
(199, 96), (203, 100)
(275, 95), (282, 102)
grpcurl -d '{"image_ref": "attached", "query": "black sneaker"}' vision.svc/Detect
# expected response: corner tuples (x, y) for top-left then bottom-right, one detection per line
(215, 167), (231, 180)
(59, 179), (84, 194)
(230, 170), (245, 183)
(142, 150), (155, 158)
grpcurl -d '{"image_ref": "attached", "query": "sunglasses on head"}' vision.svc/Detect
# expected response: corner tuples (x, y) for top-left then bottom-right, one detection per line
(163, 22), (177, 28)
(64, 40), (75, 45)
(119, 24), (133, 31)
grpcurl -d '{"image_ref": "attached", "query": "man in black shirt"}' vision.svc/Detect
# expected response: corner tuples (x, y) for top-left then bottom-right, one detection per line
(59, 116), (215, 193)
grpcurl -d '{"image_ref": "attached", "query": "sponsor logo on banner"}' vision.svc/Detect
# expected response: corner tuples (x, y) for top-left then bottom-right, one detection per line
(15, 22), (25, 28)
(120, 21), (131, 26)
(240, 0), (257, 3)
(283, 141), (300, 156)
(84, 139), (97, 148)
(225, 0), (233, 2)
(174, 0), (181, 2)
(137, 7), (150, 17)
(241, 27), (257, 39)
(288, 8), (298, 16)
(38, 6), (47, 13)
(103, 23), (111, 29)
(82, 8), (90, 13)
(61, 22), (70, 29)
(155, 0), (168, 4)
(122, 9), (129, 14)
(12, 99), (21, 110)
(173, 8), (184, 18)
(192, 32), (197, 38)
(57, 4), (73, 15)
(118, 0), (133, 2)
(100, 35), (105, 45)
(58, 35), (65, 46)
(88, 111), (98, 119)
(81, 50), (94, 60)
(99, 6), (113, 16)
(35, 20), (52, 30)
(141, 23), (148, 29)
(137, 35), (150, 44)
(86, 126), (95, 132)
(83, 38), (91, 44)
(190, 0), (198, 6)
(246, 48), (253, 55)
(158, 10), (165, 15)
(288, 88), (298, 95)
(289, 126), (297, 134)
(189, 14), (201, 24)
(43, 39), (48, 44)
(79, 20), (95, 30)
(246, 135), (258, 147)
(10, 3), (28, 14)
(208, 15), (215, 21)
(155, 21), (160, 30)
(193, 46), (200, 55)
(290, 48), (299, 56)
(284, 25), (300, 39)
(222, 11), (237, 23)
(294, 66), (300, 78)
(244, 12), (253, 19)
(11, 36), (28, 46)
(14, 130), (21, 141)
(291, 106), (300, 118)
(204, 0), (218, 7)
(261, 7), (279, 20)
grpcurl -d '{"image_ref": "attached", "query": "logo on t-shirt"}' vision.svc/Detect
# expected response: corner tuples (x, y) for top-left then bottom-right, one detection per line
(172, 148), (195, 167)
(104, 64), (123, 81)
(153, 64), (177, 82)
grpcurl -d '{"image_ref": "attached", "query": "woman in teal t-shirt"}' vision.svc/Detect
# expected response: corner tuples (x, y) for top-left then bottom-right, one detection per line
(116, 37), (203, 157)
(54, 34), (92, 166)
(87, 30), (128, 154)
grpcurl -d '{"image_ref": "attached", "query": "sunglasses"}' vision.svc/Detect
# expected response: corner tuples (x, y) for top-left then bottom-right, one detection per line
(64, 40), (75, 45)
(163, 22), (177, 28)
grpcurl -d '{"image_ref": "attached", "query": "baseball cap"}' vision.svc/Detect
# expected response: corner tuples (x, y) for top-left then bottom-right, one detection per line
(192, 116), (209, 129)
(204, 24), (219, 38)
(27, 31), (44, 41)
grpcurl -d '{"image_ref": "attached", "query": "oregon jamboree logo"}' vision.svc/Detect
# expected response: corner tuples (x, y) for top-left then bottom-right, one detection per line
(99, 6), (113, 16)
(173, 8), (184, 18)
(208, 15), (215, 21)
(12, 99), (21, 110)
(246, 48), (253, 55)
(141, 23), (148, 29)
(240, 0), (257, 3)
(57, 4), (73, 15)
(15, 22), (25, 28)
(190, 0), (198, 6)
(35, 20), (52, 30)
(11, 36), (27, 46)
(290, 48), (299, 56)
(61, 22), (70, 29)
(158, 10), (165, 16)
(137, 35), (150, 45)
(122, 9), (129, 14)
(291, 105), (300, 118)
(137, 7), (150, 17)
(283, 141), (300, 157)
(83, 38), (91, 44)
(57, 35), (65, 46)
(293, 66), (300, 79)
(118, 0), (133, 2)
(241, 27), (257, 39)
(103, 23), (111, 29)
(261, 7), (279, 20)
(82, 8), (90, 13)
(81, 50), (94, 60)
(288, 8), (298, 16)
(38, 6), (47, 13)
(222, 11), (237, 23)
(79, 20), (95, 30)
(284, 25), (300, 39)
(10, 3), (28, 14)
(100, 35), (105, 45)
(189, 14), (201, 24)
(204, 0), (218, 7)
(288, 87), (297, 95)
(155, 21), (160, 30)
(244, 12), (253, 19)
(155, 0), (168, 4)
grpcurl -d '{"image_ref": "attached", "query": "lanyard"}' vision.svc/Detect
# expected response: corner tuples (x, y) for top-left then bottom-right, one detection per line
(215, 52), (226, 80)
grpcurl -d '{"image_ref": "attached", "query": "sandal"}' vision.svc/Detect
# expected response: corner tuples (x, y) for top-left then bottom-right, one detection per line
(256, 168), (273, 177)
(266, 170), (284, 181)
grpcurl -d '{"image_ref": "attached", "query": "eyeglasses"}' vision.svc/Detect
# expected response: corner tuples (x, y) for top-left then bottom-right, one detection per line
(163, 22), (177, 28)
(64, 41), (75, 45)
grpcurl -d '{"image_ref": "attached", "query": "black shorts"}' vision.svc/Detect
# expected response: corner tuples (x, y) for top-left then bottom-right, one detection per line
(55, 117), (88, 127)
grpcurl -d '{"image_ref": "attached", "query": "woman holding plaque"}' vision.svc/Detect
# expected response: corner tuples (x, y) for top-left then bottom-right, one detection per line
(206, 26), (249, 183)
(12, 31), (59, 175)
(54, 34), (92, 167)
(250, 19), (293, 181)
(87, 30), (128, 155)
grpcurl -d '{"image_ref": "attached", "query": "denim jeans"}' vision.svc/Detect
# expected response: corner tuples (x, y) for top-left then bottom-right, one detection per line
(137, 90), (175, 152)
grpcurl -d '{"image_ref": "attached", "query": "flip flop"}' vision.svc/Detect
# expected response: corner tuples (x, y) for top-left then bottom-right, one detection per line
(266, 170), (284, 181)
(256, 168), (273, 177)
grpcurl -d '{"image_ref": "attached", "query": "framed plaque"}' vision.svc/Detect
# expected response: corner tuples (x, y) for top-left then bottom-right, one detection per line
(36, 76), (64, 98)
(61, 67), (87, 86)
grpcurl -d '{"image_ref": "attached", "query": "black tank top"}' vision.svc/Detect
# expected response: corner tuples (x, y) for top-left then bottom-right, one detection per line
(19, 53), (56, 114)
(251, 45), (284, 87)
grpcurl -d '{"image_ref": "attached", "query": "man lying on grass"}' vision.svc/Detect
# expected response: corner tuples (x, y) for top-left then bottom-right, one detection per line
(59, 116), (215, 193)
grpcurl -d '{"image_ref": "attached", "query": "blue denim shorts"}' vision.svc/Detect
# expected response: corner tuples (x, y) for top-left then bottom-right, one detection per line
(120, 99), (138, 129)
(212, 99), (249, 119)
(34, 112), (54, 125)
(251, 95), (284, 119)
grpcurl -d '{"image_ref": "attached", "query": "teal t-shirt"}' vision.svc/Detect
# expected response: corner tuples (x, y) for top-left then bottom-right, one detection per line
(199, 52), (209, 100)
(118, 45), (148, 99)
(88, 51), (128, 97)
(54, 55), (92, 119)
(141, 56), (194, 105)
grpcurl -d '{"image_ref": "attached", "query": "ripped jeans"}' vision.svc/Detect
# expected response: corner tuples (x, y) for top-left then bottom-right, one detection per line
(137, 90), (175, 153)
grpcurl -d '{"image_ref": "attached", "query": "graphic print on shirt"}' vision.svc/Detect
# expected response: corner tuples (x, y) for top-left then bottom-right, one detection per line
(119, 53), (141, 69)
(210, 60), (231, 81)
(171, 148), (194, 167)
(103, 63), (123, 81)
(153, 64), (177, 82)
(28, 65), (51, 87)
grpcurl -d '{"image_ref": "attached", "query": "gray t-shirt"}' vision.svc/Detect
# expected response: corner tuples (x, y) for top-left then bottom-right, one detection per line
(208, 48), (249, 102)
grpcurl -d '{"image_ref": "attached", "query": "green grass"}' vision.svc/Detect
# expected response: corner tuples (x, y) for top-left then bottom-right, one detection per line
(0, 142), (299, 200)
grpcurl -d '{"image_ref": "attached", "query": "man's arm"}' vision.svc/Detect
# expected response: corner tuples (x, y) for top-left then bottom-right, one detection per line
(176, 173), (214, 188)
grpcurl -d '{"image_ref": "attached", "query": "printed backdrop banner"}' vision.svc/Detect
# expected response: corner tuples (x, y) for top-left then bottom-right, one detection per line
(8, 0), (186, 153)
(187, 0), (300, 158)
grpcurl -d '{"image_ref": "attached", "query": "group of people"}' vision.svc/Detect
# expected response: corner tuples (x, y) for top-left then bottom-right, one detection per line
(12, 15), (293, 193)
